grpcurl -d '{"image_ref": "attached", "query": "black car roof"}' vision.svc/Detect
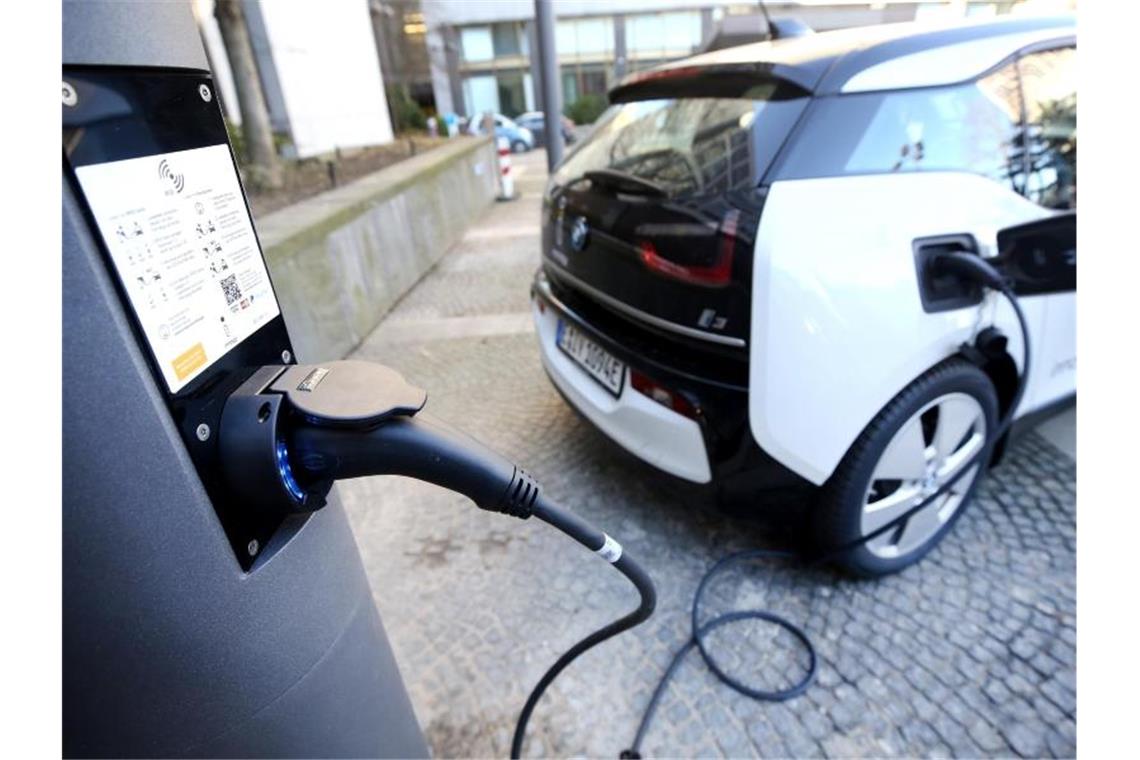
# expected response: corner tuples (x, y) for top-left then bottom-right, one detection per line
(610, 14), (1074, 99)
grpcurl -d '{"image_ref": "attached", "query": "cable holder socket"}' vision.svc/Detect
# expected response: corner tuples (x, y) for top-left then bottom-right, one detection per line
(219, 361), (428, 517)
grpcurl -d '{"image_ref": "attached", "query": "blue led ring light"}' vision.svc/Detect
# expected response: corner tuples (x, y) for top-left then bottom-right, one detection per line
(275, 439), (306, 503)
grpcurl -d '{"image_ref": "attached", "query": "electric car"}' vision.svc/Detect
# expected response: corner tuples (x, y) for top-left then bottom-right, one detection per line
(530, 14), (1076, 575)
(516, 111), (578, 148)
(468, 112), (536, 152)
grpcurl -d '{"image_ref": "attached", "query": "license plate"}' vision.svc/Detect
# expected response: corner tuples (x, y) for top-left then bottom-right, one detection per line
(556, 320), (625, 397)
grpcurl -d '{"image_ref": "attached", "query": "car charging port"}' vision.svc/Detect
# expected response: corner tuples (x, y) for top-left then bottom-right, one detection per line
(913, 234), (985, 313)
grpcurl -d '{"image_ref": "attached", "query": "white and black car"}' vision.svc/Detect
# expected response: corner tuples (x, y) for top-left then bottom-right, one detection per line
(531, 14), (1076, 575)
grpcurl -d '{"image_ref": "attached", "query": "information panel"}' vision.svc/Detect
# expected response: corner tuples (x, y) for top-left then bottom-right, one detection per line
(76, 143), (280, 392)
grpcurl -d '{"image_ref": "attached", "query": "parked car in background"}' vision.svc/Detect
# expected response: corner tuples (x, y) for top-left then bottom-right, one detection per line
(531, 14), (1076, 576)
(516, 111), (578, 148)
(466, 112), (535, 152)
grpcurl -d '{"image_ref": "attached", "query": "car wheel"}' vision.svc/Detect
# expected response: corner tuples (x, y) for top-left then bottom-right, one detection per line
(814, 359), (998, 577)
(511, 140), (528, 153)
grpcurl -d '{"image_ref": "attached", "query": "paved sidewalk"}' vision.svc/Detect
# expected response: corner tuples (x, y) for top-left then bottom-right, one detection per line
(336, 149), (1076, 758)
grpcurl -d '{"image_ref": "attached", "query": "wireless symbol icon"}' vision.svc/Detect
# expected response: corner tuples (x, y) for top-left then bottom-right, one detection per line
(158, 159), (185, 194)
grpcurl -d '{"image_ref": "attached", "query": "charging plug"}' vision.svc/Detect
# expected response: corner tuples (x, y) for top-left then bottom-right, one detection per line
(930, 249), (1008, 291)
(292, 413), (541, 518)
(218, 359), (657, 760)
(219, 360), (540, 518)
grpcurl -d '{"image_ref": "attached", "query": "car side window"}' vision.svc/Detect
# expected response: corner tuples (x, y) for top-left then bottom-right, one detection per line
(844, 64), (1025, 188)
(773, 63), (1026, 193)
(1019, 47), (1076, 209)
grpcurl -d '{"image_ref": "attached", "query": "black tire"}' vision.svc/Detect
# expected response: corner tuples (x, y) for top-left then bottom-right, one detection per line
(511, 140), (528, 153)
(814, 359), (999, 577)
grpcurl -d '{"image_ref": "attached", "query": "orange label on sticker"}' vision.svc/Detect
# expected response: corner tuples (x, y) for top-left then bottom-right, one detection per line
(172, 342), (207, 381)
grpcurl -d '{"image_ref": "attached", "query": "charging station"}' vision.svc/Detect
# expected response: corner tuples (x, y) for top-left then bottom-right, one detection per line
(63, 4), (1068, 758)
(62, 6), (654, 757)
(62, 3), (428, 755)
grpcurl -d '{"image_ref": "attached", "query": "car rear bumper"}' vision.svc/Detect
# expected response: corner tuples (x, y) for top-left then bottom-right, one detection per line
(531, 267), (817, 499)
(531, 272), (713, 483)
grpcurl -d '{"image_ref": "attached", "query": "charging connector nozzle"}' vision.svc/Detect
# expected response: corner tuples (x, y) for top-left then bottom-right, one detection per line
(219, 359), (657, 759)
(292, 413), (541, 519)
(930, 249), (1008, 291)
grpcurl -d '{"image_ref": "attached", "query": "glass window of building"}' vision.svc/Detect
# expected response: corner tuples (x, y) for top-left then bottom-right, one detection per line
(557, 17), (613, 58)
(627, 12), (701, 56)
(461, 26), (494, 63)
(463, 75), (499, 116)
(561, 71), (579, 106)
(562, 64), (608, 106)
(491, 22), (522, 58)
(497, 71), (528, 117)
(663, 11), (702, 51)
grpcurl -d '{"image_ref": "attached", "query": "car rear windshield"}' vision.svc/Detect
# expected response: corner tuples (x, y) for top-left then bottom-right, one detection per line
(552, 85), (808, 200)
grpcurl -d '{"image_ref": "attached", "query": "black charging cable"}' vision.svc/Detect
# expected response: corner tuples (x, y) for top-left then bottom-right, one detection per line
(622, 252), (1029, 758)
(291, 413), (656, 759)
(512, 496), (657, 758)
(234, 253), (1021, 759)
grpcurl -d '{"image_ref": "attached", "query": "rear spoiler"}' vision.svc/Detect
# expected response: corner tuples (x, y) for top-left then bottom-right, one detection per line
(770, 18), (814, 39)
(608, 63), (813, 103)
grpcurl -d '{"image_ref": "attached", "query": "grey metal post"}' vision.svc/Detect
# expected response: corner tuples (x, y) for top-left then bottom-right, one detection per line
(613, 15), (628, 82)
(63, 2), (427, 757)
(534, 0), (563, 170)
(526, 20), (543, 112)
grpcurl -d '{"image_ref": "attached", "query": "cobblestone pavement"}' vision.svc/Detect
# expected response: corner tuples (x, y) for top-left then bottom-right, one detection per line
(337, 150), (1076, 758)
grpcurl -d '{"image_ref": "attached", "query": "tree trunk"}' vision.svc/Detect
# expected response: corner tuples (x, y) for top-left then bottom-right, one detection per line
(214, 0), (283, 190)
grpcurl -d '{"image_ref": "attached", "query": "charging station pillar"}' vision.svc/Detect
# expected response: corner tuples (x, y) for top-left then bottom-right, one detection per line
(62, 2), (427, 756)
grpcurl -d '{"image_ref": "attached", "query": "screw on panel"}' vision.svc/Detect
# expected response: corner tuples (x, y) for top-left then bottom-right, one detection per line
(62, 81), (77, 107)
(281, 350), (292, 364)
(195, 423), (211, 442)
(198, 83), (212, 102)
(247, 539), (260, 557)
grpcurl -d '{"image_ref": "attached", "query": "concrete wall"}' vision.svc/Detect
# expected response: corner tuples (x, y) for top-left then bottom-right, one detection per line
(257, 136), (498, 361)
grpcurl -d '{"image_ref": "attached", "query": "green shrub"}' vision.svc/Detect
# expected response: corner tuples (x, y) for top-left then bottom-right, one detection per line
(564, 94), (608, 125)
(391, 85), (428, 132)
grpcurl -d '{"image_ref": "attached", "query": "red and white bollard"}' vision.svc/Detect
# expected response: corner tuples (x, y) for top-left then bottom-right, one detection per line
(496, 136), (516, 201)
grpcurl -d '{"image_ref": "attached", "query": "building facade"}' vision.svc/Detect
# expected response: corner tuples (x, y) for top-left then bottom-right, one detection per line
(369, 0), (436, 112)
(420, 0), (1045, 121)
(194, 0), (395, 159)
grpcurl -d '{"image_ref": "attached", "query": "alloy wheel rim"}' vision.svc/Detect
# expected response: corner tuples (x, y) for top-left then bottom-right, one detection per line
(860, 392), (987, 559)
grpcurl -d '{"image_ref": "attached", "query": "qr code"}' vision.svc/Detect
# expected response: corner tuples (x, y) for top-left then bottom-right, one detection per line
(219, 274), (242, 305)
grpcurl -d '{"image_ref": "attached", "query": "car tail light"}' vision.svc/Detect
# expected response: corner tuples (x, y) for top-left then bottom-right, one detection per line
(630, 370), (698, 419)
(637, 209), (740, 287)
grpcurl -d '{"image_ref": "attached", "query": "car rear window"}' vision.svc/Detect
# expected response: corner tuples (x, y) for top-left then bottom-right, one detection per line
(552, 85), (808, 200)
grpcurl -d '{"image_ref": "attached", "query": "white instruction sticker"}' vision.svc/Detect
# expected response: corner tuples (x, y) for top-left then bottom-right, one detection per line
(75, 144), (280, 393)
(596, 534), (623, 564)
